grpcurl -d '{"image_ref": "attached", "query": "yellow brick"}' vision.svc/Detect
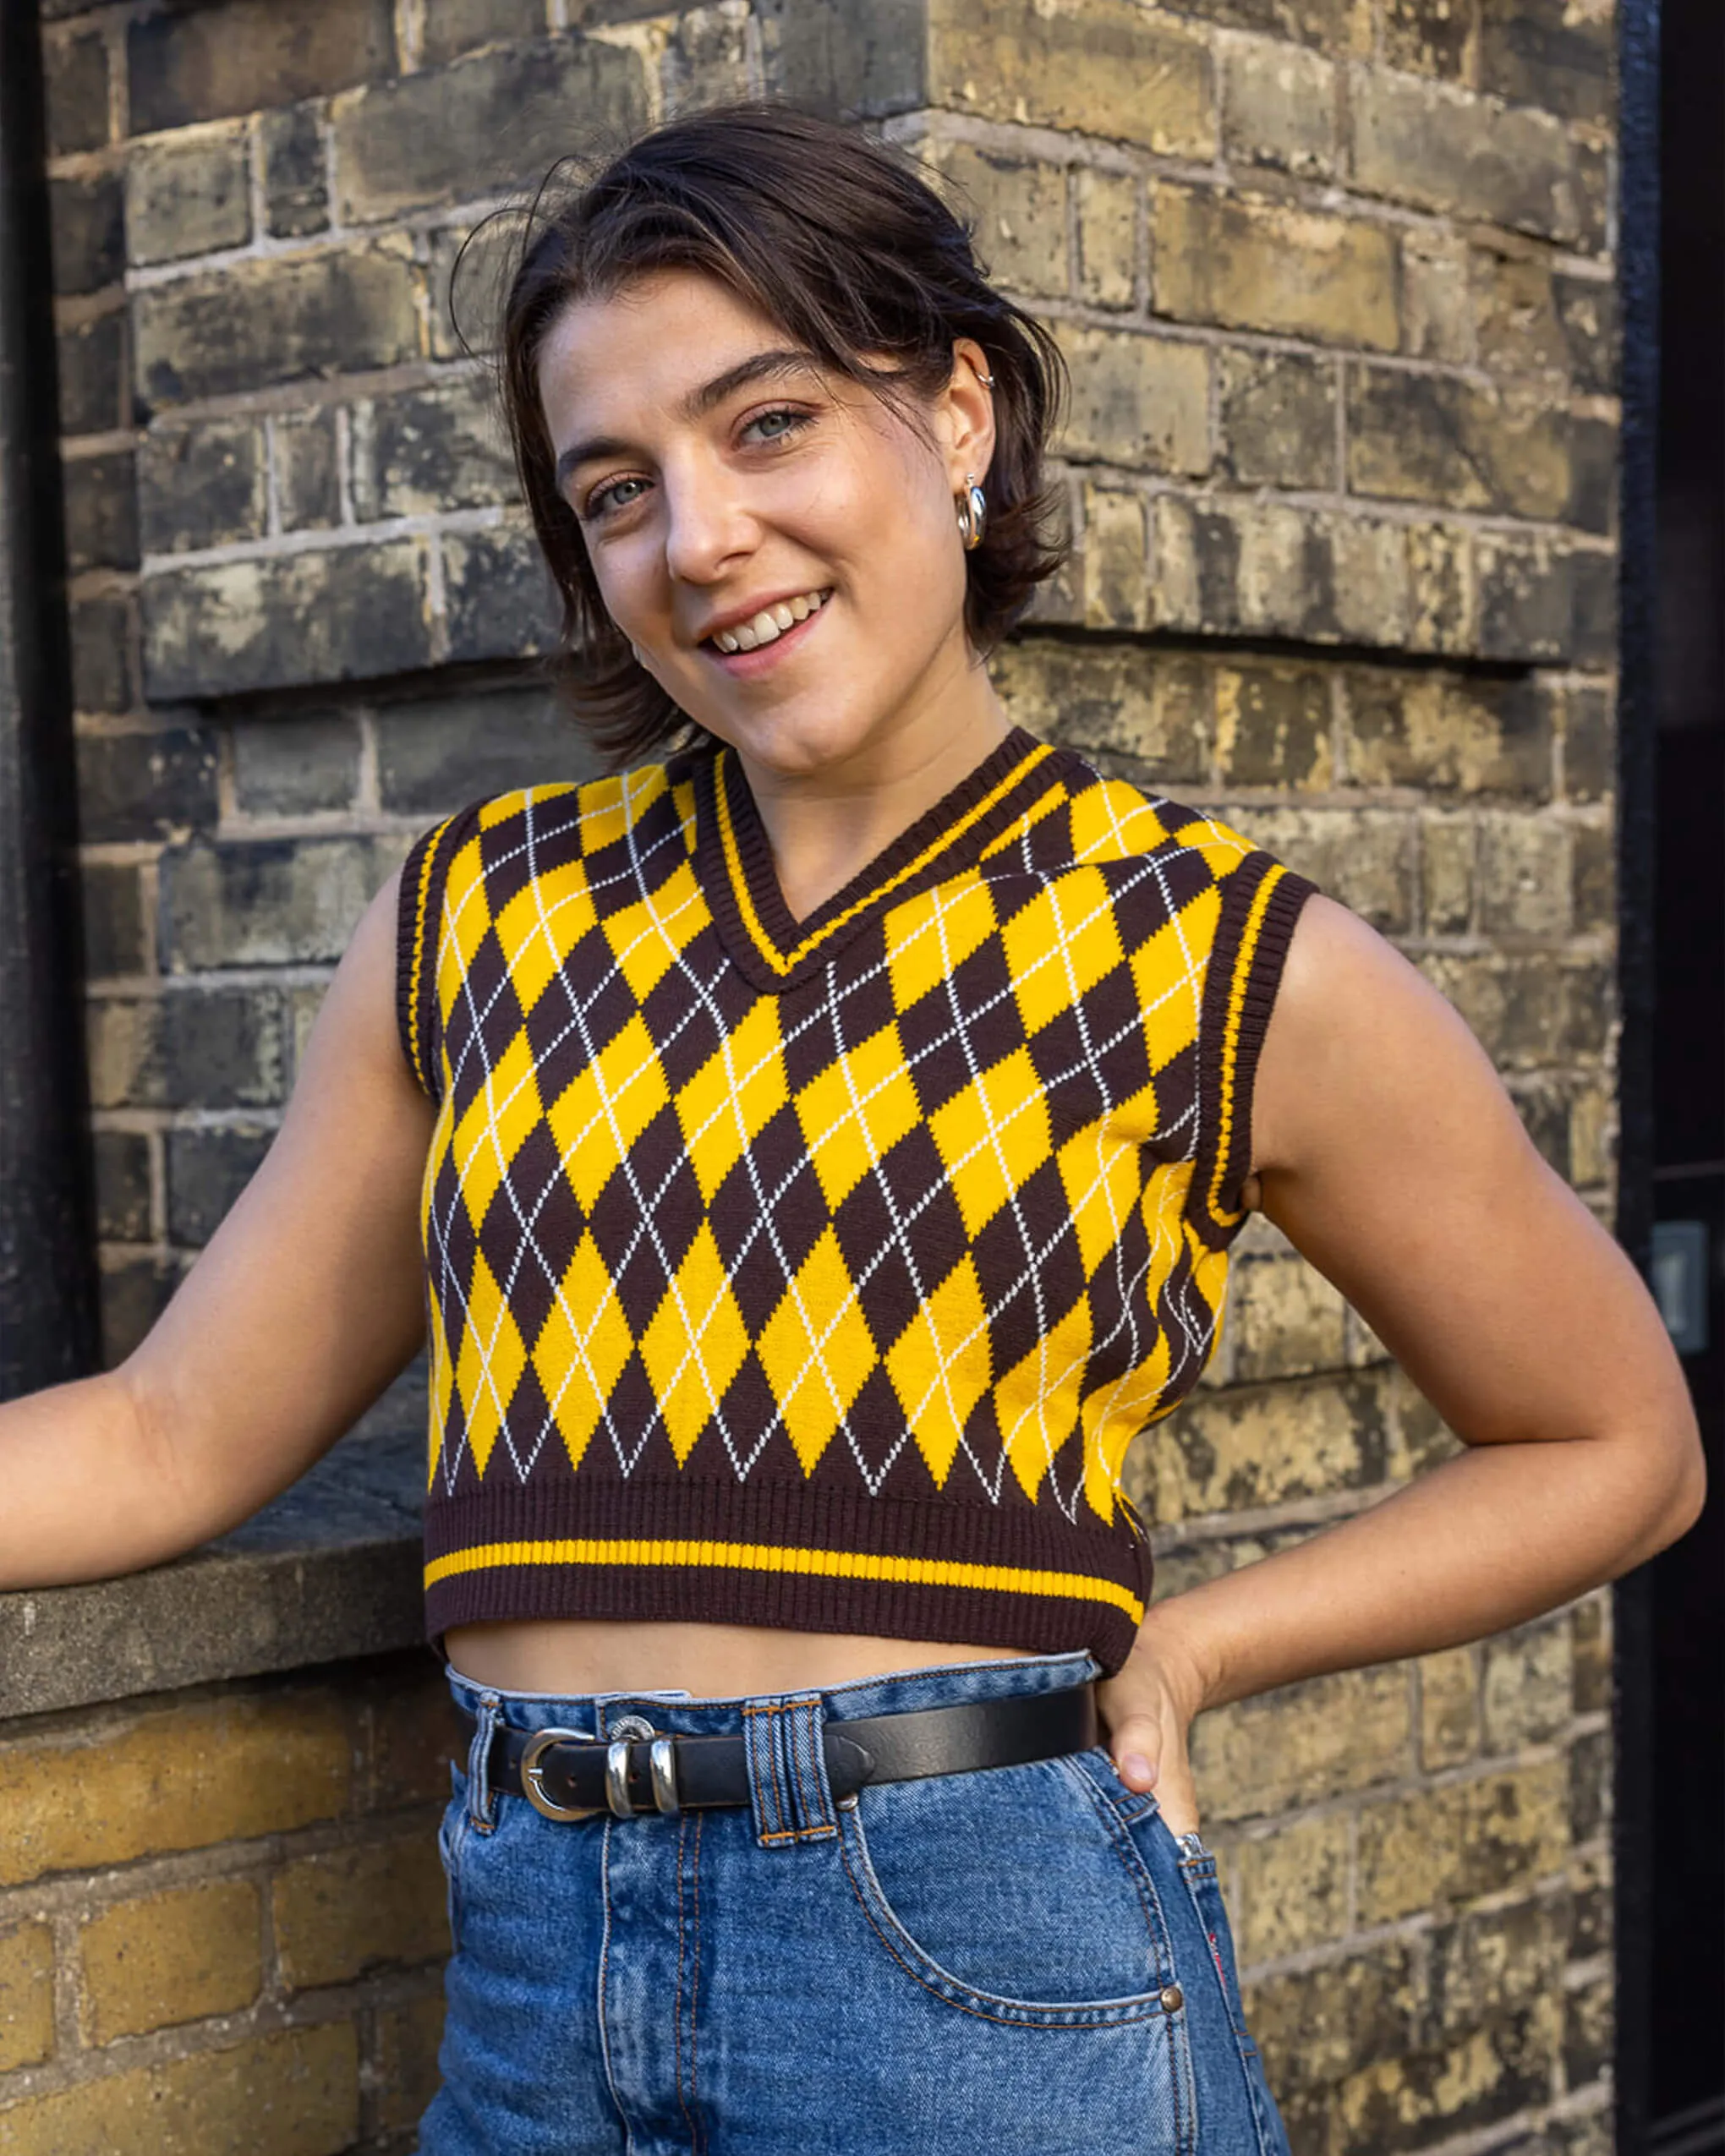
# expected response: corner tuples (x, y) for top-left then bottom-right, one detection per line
(1333, 1995), (1562, 2150)
(1214, 666), (1334, 795)
(1348, 369), (1579, 522)
(1225, 1251), (1346, 1377)
(1400, 229), (1476, 364)
(1355, 1760), (1570, 1923)
(79, 1877), (261, 2044)
(0, 1919), (55, 2071)
(273, 1828), (448, 1990)
(1191, 1666), (1412, 1824)
(1081, 486), (1150, 632)
(1481, 1614), (1573, 1749)
(1074, 167), (1136, 308)
(0, 2022), (358, 2156)
(1220, 33), (1336, 178)
(1428, 1896), (1567, 2034)
(1421, 813), (1476, 936)
(1054, 323), (1210, 475)
(1228, 805), (1416, 939)
(1153, 184), (1400, 350)
(1418, 1644), (1480, 1769)
(1386, 1369), (1465, 1479)
(930, 0), (1216, 158)
(1130, 1370), (1390, 1526)
(1230, 1814), (1351, 1965)
(1153, 495), (1425, 648)
(932, 141), (1069, 299)
(1246, 1941), (1421, 2092)
(1345, 671), (1544, 796)
(1571, 1591), (1611, 1715)
(0, 1691), (352, 1888)
(1568, 1081), (1613, 1190)
(994, 640), (1208, 784)
(1406, 519), (1477, 655)
(374, 1989), (447, 2133)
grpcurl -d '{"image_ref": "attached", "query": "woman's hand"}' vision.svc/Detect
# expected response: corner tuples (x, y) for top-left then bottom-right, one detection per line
(1096, 1610), (1213, 1838)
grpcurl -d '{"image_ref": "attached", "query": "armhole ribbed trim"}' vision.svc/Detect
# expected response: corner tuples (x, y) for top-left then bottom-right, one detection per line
(1189, 855), (1317, 1245)
(396, 809), (475, 1105)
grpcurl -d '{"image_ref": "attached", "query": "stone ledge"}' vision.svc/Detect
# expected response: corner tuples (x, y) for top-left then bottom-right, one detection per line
(0, 1427), (426, 1724)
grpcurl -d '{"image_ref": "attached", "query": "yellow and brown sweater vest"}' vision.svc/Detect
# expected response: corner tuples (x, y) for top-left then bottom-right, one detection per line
(396, 725), (1314, 1672)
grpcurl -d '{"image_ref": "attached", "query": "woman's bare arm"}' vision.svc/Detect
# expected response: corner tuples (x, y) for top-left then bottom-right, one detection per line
(0, 866), (435, 1588)
(1102, 895), (1705, 1819)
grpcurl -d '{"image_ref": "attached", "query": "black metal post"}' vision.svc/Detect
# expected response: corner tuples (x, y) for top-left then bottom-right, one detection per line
(0, 7), (100, 1394)
(1612, 2), (1662, 2149)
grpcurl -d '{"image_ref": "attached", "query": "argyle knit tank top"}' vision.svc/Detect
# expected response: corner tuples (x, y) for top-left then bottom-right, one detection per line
(395, 725), (1315, 1672)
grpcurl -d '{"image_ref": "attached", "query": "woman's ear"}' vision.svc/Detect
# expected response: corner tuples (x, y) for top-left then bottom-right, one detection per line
(940, 337), (997, 491)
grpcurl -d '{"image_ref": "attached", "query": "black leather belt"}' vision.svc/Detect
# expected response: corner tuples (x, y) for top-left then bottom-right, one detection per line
(455, 1684), (1098, 1820)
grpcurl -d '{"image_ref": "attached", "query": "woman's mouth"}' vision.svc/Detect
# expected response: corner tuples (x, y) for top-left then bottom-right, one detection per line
(703, 588), (832, 672)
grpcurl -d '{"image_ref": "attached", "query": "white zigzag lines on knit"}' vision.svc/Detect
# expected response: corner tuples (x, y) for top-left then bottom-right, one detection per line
(1014, 859), (1136, 1520)
(426, 799), (587, 1486)
(431, 778), (1229, 1500)
(1158, 1168), (1221, 1404)
(513, 797), (714, 1480)
(437, 785), (688, 1112)
(643, 866), (830, 1485)
(430, 784), (713, 1488)
(429, 789), (666, 1486)
(554, 789), (741, 1480)
(934, 844), (1056, 1510)
(1044, 842), (1132, 1510)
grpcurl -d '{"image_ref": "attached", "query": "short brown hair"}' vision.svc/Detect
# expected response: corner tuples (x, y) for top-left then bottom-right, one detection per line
(492, 102), (1069, 766)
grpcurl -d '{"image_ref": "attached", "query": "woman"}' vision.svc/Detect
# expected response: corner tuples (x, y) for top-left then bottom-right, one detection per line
(1, 104), (1701, 2153)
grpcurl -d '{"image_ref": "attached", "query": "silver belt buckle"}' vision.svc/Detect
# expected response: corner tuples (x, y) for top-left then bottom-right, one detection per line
(605, 1714), (676, 1819)
(520, 1726), (597, 1821)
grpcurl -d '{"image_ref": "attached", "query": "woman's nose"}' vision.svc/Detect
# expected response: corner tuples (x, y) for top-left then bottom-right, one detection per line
(660, 463), (756, 586)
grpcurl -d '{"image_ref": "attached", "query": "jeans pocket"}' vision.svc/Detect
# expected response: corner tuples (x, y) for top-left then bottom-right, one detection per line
(838, 1754), (1186, 2027)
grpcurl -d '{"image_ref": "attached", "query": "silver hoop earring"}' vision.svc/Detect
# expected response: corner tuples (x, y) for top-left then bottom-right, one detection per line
(956, 473), (987, 551)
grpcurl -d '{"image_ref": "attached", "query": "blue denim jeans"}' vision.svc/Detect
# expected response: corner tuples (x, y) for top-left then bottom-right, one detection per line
(419, 1649), (1290, 2154)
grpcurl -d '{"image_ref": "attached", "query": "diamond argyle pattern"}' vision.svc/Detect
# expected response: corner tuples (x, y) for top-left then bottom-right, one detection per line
(396, 726), (1314, 1671)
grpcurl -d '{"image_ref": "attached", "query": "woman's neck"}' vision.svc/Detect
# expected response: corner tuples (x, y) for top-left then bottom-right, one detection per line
(737, 664), (1015, 926)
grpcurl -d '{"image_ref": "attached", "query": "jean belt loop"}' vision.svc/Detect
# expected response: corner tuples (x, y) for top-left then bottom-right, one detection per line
(741, 1691), (837, 1850)
(467, 1692), (503, 1831)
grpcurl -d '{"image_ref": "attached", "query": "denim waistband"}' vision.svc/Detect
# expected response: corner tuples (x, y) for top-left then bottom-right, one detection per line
(444, 1646), (1099, 1741)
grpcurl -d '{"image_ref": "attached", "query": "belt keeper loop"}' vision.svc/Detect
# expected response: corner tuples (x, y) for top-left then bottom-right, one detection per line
(467, 1693), (502, 1830)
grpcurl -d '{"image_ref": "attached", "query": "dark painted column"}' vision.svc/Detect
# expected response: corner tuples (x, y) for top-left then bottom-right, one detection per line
(1611, 1), (1661, 2150)
(0, 7), (100, 1395)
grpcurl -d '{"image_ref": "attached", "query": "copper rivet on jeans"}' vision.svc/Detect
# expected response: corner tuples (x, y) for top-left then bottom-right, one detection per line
(1159, 1984), (1184, 2013)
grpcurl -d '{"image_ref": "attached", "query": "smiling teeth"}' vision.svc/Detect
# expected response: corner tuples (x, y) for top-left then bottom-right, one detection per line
(713, 590), (829, 654)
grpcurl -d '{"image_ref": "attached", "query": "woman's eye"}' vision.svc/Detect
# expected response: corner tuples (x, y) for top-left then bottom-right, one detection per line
(585, 475), (649, 521)
(742, 407), (809, 446)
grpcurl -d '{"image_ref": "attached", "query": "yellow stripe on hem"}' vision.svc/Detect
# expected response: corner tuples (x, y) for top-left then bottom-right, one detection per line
(424, 1535), (1144, 1622)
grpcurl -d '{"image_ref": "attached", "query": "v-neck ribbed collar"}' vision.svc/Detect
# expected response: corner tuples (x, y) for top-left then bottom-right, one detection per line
(692, 725), (1060, 992)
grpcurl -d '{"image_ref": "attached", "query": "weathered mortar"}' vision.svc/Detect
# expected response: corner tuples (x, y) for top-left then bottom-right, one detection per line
(15, 1), (1619, 2148)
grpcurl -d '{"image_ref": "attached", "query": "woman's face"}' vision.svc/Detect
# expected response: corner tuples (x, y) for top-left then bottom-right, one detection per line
(535, 268), (995, 779)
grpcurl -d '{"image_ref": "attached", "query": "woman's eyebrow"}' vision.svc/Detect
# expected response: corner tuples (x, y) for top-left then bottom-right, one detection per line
(554, 348), (824, 490)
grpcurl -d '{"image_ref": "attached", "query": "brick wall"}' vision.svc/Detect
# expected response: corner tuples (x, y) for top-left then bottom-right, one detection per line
(17, 0), (1618, 2148)
(0, 1652), (451, 2152)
